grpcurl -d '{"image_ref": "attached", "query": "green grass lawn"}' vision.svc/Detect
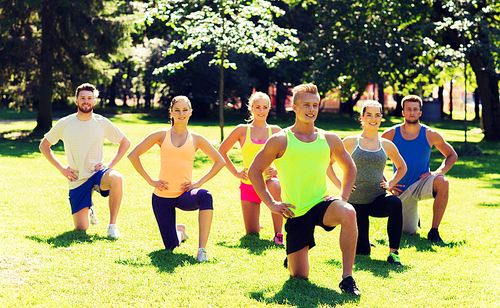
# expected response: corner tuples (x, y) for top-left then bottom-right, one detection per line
(1, 112), (499, 307)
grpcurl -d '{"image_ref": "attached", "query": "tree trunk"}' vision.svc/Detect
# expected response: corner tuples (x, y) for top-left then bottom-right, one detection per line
(469, 56), (500, 140)
(393, 92), (403, 117)
(144, 80), (152, 109)
(219, 49), (225, 143)
(378, 82), (385, 114)
(449, 81), (453, 119)
(474, 88), (480, 121)
(35, 1), (55, 133)
(438, 85), (445, 119)
(108, 76), (118, 107)
(275, 81), (287, 115)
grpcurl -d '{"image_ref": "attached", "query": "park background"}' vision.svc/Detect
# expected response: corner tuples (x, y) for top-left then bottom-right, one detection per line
(1, 0), (500, 307)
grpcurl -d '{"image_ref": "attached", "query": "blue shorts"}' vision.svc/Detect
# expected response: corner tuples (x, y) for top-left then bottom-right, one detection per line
(68, 168), (110, 214)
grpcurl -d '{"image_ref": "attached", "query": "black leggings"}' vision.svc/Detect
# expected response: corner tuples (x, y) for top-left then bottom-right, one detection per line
(352, 194), (402, 255)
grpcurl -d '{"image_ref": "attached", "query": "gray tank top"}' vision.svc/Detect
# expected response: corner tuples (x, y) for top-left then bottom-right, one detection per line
(347, 138), (387, 204)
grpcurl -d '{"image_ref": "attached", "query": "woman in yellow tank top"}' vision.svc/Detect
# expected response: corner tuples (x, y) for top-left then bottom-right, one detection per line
(128, 96), (225, 262)
(219, 92), (284, 244)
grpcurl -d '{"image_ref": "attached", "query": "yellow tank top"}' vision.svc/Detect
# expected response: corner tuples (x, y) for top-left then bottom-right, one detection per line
(275, 128), (330, 217)
(241, 125), (273, 185)
(154, 129), (195, 198)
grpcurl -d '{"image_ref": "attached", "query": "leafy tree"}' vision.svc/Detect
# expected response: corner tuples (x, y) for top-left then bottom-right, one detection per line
(292, 0), (431, 116)
(431, 0), (500, 140)
(145, 0), (298, 141)
(0, 0), (134, 132)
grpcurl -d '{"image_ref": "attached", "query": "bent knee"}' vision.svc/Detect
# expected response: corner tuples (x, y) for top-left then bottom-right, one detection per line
(434, 175), (449, 191)
(198, 190), (213, 211)
(337, 201), (357, 224)
(106, 170), (124, 187)
(342, 201), (357, 218)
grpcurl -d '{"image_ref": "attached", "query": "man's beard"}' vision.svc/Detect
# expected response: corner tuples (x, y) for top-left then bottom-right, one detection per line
(78, 104), (93, 113)
(406, 118), (419, 125)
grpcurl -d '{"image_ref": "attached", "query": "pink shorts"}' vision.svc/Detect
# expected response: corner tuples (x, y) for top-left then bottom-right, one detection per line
(239, 183), (262, 203)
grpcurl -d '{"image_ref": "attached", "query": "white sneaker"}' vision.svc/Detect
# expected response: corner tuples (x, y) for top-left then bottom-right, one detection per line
(89, 205), (99, 225)
(176, 224), (189, 242)
(107, 224), (120, 238)
(196, 248), (208, 262)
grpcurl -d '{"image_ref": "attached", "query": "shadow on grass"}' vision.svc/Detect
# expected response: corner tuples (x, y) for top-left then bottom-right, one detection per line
(352, 255), (409, 278)
(0, 130), (48, 157)
(249, 277), (359, 307)
(399, 233), (466, 251)
(146, 249), (198, 273)
(26, 230), (109, 248)
(216, 233), (284, 256)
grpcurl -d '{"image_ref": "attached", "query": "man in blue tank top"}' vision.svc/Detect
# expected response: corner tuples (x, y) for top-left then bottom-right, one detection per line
(382, 95), (457, 243)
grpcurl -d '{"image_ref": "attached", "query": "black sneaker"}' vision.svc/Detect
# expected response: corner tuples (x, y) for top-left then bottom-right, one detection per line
(339, 276), (361, 296)
(427, 229), (444, 243)
(387, 251), (402, 266)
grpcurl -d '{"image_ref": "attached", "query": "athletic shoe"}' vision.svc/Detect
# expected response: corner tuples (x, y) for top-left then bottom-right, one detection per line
(107, 224), (121, 238)
(196, 248), (208, 262)
(339, 276), (361, 296)
(273, 232), (284, 245)
(89, 205), (99, 225)
(387, 251), (402, 266)
(427, 229), (444, 243)
(176, 224), (189, 242)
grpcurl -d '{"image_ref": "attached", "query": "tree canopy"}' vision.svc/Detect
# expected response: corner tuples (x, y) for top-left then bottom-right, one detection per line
(144, 0), (299, 141)
(1, 0), (500, 140)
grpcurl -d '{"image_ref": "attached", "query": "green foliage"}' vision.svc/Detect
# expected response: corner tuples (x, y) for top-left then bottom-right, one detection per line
(144, 0), (299, 74)
(0, 0), (138, 131)
(297, 0), (431, 98)
(430, 0), (500, 140)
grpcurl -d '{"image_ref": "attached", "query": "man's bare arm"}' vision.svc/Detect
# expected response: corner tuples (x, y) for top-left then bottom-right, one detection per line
(248, 134), (295, 218)
(326, 133), (356, 201)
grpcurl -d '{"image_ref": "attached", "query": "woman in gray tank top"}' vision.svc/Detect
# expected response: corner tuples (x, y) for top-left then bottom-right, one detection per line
(341, 101), (407, 265)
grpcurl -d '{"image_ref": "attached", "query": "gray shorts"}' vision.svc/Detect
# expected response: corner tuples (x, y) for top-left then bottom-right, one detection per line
(399, 175), (441, 234)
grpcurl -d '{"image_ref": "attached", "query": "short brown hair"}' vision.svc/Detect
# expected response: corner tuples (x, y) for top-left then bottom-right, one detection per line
(75, 83), (99, 99)
(401, 95), (423, 109)
(292, 83), (319, 105)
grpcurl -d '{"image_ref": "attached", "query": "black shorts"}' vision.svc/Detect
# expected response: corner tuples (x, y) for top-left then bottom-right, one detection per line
(285, 199), (338, 255)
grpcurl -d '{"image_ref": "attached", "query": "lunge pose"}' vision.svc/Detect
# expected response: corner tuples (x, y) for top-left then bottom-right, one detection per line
(342, 100), (407, 265)
(219, 92), (284, 244)
(248, 84), (361, 295)
(382, 95), (457, 243)
(39, 83), (130, 237)
(128, 96), (225, 261)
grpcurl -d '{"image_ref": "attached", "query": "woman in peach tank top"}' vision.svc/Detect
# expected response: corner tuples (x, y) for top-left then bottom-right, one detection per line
(128, 96), (225, 262)
(219, 92), (284, 245)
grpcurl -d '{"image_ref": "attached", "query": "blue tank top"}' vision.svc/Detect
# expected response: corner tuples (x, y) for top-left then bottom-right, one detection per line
(392, 125), (431, 191)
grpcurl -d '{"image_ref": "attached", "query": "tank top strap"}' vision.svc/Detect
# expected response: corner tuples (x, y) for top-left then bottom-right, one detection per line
(379, 139), (386, 155)
(241, 125), (251, 147)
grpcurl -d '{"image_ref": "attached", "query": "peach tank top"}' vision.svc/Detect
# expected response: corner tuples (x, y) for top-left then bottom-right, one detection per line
(153, 129), (196, 198)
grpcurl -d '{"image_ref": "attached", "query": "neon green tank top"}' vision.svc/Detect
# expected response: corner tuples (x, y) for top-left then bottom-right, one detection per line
(241, 125), (273, 185)
(275, 128), (330, 217)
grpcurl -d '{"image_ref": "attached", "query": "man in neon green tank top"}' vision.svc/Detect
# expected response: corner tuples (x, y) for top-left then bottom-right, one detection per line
(249, 84), (361, 295)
